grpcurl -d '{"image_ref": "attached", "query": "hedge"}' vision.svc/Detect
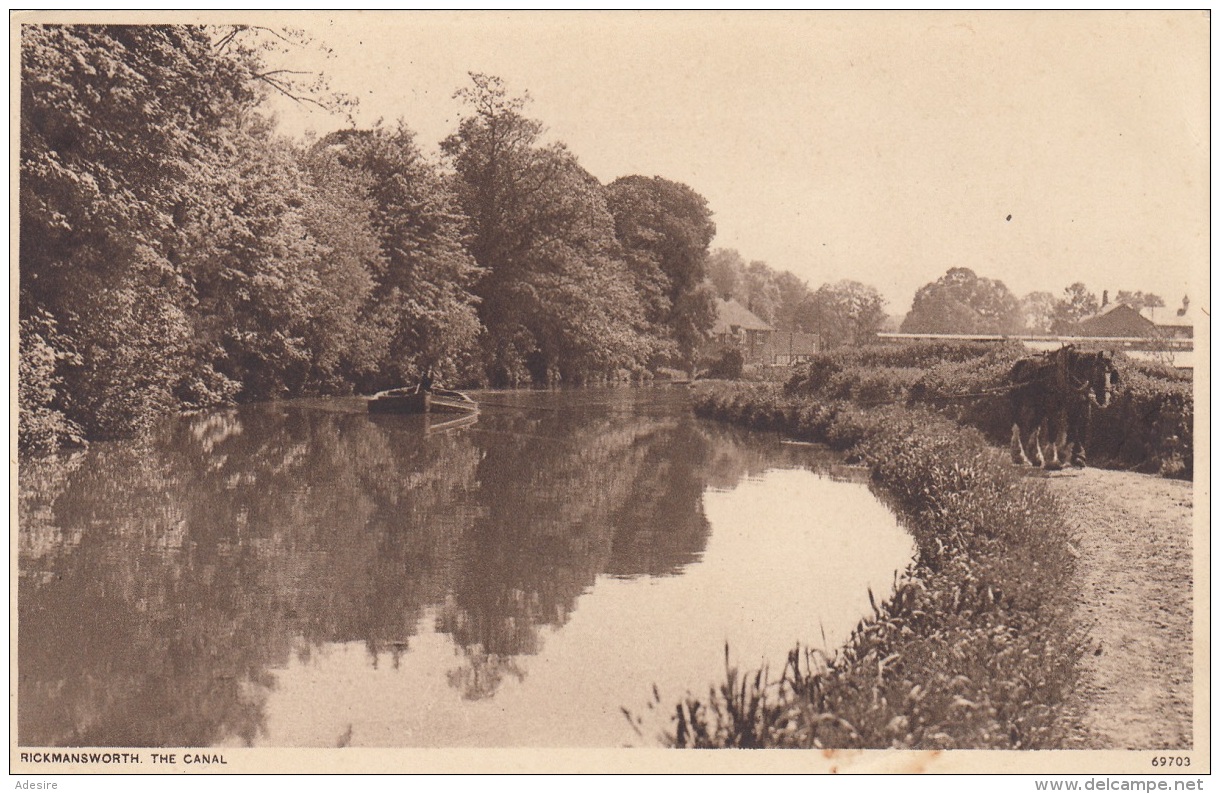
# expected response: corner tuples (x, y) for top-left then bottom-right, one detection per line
(783, 343), (1193, 478)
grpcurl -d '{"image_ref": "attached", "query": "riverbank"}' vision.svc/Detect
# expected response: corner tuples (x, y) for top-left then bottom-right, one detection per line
(671, 383), (1083, 749)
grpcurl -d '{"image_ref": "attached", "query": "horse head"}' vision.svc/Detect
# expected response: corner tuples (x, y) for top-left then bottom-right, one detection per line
(1080, 350), (1119, 409)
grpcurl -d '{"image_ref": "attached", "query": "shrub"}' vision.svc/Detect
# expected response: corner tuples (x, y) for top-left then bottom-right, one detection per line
(702, 346), (745, 380)
(1090, 367), (1193, 477)
(1124, 356), (1192, 383)
(786, 341), (1003, 396)
(907, 345), (1028, 443)
(18, 313), (84, 455)
(785, 354), (844, 395)
(703, 342), (1193, 478)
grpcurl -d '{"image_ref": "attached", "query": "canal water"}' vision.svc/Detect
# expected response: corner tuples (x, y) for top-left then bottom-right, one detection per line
(18, 387), (915, 748)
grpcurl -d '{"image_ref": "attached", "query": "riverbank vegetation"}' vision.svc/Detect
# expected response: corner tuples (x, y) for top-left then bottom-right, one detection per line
(20, 27), (724, 453)
(783, 342), (1193, 478)
(676, 381), (1082, 748)
(671, 337), (1191, 747)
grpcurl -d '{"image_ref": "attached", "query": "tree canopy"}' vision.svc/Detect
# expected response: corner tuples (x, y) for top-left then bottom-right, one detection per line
(21, 25), (264, 437)
(16, 30), (913, 452)
(1050, 282), (1100, 333)
(901, 267), (1023, 335)
(442, 74), (710, 383)
(605, 175), (717, 368)
(801, 281), (888, 348)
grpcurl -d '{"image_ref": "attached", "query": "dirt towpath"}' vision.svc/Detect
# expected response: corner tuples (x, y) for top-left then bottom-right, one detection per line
(1043, 467), (1196, 750)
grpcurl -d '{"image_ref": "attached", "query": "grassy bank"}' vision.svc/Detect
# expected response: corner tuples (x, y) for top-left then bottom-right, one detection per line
(667, 382), (1082, 749)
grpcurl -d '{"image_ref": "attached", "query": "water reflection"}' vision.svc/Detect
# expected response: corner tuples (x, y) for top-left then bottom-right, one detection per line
(18, 387), (911, 747)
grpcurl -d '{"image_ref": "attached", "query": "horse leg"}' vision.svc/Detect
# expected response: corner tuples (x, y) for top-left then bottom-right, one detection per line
(1013, 403), (1044, 466)
(1011, 423), (1032, 465)
(1069, 408), (1089, 468)
(1027, 424), (1045, 467)
(1045, 415), (1067, 471)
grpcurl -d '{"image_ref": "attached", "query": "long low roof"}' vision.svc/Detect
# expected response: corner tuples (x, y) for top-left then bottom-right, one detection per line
(1081, 302), (1196, 329)
(1140, 305), (1196, 328)
(712, 298), (773, 333)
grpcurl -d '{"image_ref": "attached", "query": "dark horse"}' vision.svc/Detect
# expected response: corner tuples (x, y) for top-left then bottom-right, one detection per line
(1008, 346), (1119, 470)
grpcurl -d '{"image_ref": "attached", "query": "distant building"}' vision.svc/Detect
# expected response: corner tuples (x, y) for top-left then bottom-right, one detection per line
(763, 331), (822, 365)
(1140, 300), (1195, 340)
(706, 299), (820, 364)
(1077, 303), (1156, 337)
(877, 295), (1196, 370)
(708, 298), (774, 363)
(1077, 298), (1196, 340)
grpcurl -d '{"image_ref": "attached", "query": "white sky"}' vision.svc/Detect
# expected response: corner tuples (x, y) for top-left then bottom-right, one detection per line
(258, 10), (1208, 315)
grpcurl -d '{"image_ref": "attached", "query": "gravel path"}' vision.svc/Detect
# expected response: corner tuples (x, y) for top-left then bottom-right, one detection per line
(1044, 467), (1195, 750)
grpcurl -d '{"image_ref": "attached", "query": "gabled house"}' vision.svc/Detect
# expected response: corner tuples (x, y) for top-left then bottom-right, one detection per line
(705, 299), (821, 365)
(1077, 298), (1196, 341)
(708, 298), (774, 363)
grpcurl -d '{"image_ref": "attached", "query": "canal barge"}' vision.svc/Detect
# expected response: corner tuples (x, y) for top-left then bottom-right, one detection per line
(367, 387), (479, 415)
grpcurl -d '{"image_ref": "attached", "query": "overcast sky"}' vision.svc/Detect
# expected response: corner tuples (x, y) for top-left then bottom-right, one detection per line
(259, 10), (1208, 315)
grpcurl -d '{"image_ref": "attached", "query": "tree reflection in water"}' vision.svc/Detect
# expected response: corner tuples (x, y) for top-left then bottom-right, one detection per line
(18, 388), (837, 747)
(446, 649), (527, 701)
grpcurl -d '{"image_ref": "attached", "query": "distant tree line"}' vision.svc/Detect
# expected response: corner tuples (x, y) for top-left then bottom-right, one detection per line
(900, 268), (1165, 337)
(705, 248), (889, 348)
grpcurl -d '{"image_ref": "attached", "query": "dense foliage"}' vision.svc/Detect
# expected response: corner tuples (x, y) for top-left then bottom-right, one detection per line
(901, 267), (1023, 335)
(680, 384), (1081, 748)
(19, 26), (1190, 454)
(19, 32), (722, 451)
(783, 342), (1193, 478)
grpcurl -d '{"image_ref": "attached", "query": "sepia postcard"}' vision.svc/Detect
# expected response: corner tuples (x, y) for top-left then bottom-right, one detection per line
(9, 9), (1209, 779)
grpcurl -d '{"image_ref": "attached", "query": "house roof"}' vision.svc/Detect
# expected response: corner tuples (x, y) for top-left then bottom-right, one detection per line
(712, 298), (773, 334)
(1076, 303), (1156, 337)
(1140, 305), (1196, 328)
(1082, 302), (1142, 321)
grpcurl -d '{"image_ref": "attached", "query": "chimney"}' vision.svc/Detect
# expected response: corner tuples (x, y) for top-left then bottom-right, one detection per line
(1101, 290), (1109, 308)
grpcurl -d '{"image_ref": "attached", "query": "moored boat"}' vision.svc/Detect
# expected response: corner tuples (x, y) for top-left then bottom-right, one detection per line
(427, 388), (479, 414)
(367, 387), (478, 414)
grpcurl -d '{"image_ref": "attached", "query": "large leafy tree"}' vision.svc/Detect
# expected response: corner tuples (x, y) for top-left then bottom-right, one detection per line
(20, 24), (362, 447)
(443, 74), (649, 383)
(701, 248), (812, 332)
(799, 280), (887, 347)
(1113, 290), (1165, 312)
(740, 260), (781, 325)
(1050, 282), (1100, 333)
(20, 25), (260, 438)
(316, 125), (484, 388)
(771, 270), (814, 332)
(605, 175), (717, 368)
(175, 115), (406, 402)
(295, 143), (388, 392)
(1020, 291), (1057, 334)
(705, 248), (744, 301)
(901, 267), (1023, 335)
